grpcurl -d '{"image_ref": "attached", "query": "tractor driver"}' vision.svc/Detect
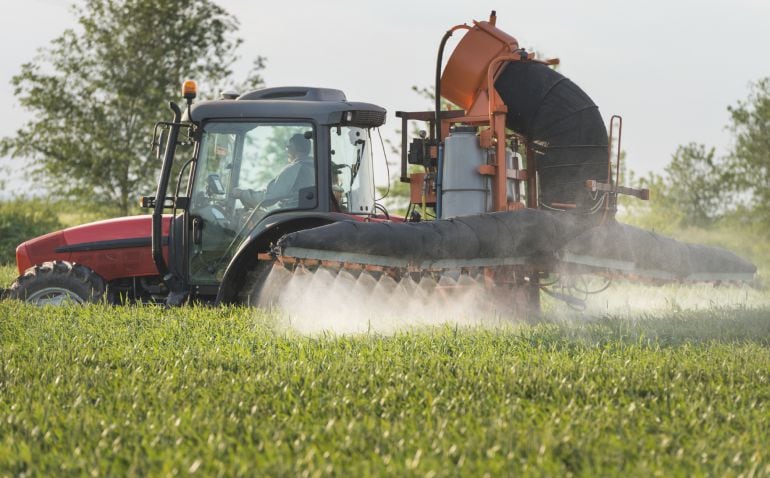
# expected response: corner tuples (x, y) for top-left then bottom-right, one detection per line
(232, 133), (315, 209)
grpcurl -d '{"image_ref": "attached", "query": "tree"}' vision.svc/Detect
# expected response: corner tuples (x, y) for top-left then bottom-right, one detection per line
(1, 0), (265, 215)
(620, 169), (684, 234)
(663, 143), (724, 227)
(622, 144), (724, 229)
(727, 77), (770, 223)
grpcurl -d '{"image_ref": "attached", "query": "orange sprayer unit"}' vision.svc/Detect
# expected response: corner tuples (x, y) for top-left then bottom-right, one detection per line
(397, 12), (543, 218)
(440, 12), (535, 213)
(397, 11), (646, 221)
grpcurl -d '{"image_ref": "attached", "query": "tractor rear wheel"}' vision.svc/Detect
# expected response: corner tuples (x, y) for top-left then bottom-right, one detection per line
(239, 260), (290, 308)
(7, 261), (106, 305)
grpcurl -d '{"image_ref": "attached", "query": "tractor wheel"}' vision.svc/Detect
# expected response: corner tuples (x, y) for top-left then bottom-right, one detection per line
(6, 261), (106, 305)
(239, 260), (290, 308)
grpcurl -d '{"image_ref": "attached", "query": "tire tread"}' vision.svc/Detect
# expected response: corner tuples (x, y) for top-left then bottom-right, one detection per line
(7, 260), (106, 303)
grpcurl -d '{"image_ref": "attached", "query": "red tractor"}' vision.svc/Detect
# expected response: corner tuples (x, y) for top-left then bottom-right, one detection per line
(4, 12), (755, 309)
(6, 84), (391, 305)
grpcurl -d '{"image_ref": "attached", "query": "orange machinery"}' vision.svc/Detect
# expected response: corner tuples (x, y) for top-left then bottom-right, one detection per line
(397, 11), (647, 219)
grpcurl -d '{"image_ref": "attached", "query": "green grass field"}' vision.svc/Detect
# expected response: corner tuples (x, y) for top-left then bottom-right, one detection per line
(1, 265), (17, 287)
(1, 299), (769, 476)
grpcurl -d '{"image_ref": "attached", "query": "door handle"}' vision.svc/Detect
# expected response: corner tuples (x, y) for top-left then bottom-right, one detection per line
(192, 216), (203, 245)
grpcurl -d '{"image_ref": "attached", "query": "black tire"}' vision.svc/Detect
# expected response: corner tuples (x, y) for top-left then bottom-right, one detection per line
(238, 260), (289, 307)
(6, 261), (106, 305)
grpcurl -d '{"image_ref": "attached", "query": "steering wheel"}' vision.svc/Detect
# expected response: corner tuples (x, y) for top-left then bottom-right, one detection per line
(190, 191), (231, 232)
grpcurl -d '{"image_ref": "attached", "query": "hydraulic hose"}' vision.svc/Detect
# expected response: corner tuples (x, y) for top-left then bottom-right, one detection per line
(434, 31), (452, 142)
(434, 23), (469, 218)
(434, 24), (470, 141)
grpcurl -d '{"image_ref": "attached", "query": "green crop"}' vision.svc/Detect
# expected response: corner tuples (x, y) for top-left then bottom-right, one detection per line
(1, 302), (769, 477)
(0, 265), (16, 287)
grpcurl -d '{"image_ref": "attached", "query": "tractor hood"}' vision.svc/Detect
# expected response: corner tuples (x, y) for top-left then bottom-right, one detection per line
(16, 215), (171, 280)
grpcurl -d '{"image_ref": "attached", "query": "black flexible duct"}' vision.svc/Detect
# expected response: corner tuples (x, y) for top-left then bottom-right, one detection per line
(276, 209), (756, 278)
(280, 210), (583, 262)
(494, 61), (609, 212)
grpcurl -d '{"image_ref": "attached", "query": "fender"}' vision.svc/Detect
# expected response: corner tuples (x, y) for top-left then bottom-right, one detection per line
(215, 211), (355, 304)
(15, 215), (171, 281)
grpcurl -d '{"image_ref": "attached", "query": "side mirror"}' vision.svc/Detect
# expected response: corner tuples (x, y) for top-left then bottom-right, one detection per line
(151, 123), (170, 161)
(157, 129), (168, 161)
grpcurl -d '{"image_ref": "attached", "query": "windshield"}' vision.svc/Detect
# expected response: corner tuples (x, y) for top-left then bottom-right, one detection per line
(330, 126), (375, 214)
(188, 121), (316, 284)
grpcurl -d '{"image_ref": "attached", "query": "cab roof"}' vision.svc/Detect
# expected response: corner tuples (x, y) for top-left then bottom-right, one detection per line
(187, 86), (387, 127)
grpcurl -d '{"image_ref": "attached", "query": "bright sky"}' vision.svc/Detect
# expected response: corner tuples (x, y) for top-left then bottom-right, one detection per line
(2, 0), (769, 197)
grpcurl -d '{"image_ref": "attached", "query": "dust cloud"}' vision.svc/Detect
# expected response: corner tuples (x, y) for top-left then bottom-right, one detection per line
(254, 265), (768, 336)
(543, 278), (769, 320)
(255, 266), (517, 335)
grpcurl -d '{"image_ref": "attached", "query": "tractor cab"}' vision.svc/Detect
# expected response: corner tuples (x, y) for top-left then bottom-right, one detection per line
(151, 85), (387, 301)
(4, 84), (389, 305)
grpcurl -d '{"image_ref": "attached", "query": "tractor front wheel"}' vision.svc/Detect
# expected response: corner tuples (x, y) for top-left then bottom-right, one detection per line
(6, 261), (106, 305)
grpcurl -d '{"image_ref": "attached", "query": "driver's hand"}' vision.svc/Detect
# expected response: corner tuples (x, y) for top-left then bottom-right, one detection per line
(232, 188), (264, 208)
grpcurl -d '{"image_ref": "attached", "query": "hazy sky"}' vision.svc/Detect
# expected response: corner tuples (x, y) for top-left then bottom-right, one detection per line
(1, 0), (769, 196)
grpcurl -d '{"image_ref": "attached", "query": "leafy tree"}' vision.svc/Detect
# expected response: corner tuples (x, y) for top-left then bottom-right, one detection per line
(618, 166), (679, 234)
(1, 0), (265, 215)
(0, 200), (63, 264)
(622, 144), (724, 229)
(0, 163), (7, 194)
(727, 77), (770, 223)
(663, 143), (724, 227)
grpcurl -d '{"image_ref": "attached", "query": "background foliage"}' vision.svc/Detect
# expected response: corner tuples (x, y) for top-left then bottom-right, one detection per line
(0, 0), (264, 216)
(726, 78), (770, 223)
(0, 200), (62, 265)
(625, 77), (770, 230)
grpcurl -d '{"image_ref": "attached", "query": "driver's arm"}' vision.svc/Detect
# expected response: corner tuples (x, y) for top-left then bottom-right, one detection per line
(263, 163), (301, 203)
(232, 188), (264, 208)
